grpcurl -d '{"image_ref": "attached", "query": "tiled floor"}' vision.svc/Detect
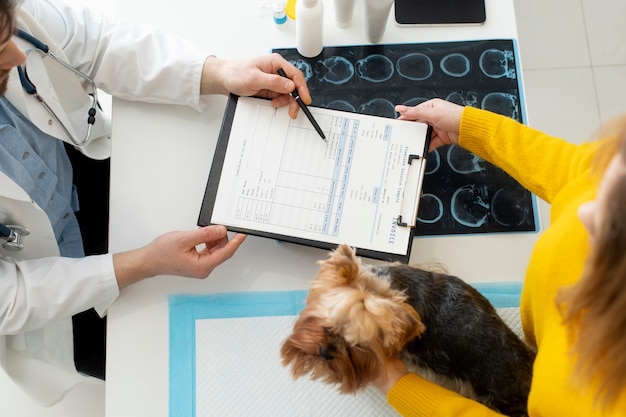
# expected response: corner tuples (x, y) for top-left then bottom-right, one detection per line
(514, 0), (626, 144)
(2, 0), (624, 415)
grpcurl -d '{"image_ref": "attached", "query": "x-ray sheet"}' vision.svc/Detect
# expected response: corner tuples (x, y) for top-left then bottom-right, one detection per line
(169, 286), (522, 417)
(273, 39), (538, 236)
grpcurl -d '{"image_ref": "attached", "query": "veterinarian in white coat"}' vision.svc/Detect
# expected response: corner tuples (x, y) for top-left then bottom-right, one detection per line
(0, 0), (308, 406)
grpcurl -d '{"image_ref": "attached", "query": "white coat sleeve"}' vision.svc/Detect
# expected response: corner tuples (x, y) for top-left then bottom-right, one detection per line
(21, 0), (210, 111)
(0, 254), (119, 335)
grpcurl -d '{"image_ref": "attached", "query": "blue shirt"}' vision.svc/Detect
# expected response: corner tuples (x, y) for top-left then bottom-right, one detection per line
(0, 97), (84, 258)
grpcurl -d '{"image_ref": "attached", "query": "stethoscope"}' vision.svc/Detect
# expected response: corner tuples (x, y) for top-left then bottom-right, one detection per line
(0, 30), (99, 252)
(0, 223), (29, 251)
(15, 29), (98, 147)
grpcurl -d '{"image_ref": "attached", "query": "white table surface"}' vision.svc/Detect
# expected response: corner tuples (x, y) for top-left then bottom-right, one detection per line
(105, 1), (538, 416)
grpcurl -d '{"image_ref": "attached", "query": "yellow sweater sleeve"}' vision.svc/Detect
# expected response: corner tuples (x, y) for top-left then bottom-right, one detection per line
(384, 107), (616, 417)
(387, 374), (504, 417)
(458, 106), (600, 204)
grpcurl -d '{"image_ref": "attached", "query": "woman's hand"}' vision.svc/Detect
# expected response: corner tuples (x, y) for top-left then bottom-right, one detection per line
(372, 356), (410, 395)
(396, 98), (464, 152)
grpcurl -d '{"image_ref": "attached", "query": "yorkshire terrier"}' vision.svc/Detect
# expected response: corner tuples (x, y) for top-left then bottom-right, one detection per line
(280, 244), (535, 417)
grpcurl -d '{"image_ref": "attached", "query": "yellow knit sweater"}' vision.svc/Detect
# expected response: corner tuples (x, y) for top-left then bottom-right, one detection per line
(387, 107), (625, 416)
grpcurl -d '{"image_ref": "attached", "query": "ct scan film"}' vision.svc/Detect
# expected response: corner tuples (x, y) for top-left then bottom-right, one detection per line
(274, 39), (537, 236)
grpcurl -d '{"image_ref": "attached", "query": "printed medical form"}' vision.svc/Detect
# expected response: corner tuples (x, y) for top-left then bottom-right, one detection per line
(201, 96), (430, 260)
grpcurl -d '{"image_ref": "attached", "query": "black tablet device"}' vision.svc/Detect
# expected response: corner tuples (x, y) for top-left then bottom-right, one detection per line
(394, 0), (486, 26)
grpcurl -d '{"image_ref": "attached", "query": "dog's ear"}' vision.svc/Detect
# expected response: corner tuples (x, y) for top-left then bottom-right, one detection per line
(317, 244), (361, 286)
(280, 314), (374, 393)
(356, 296), (425, 354)
(280, 315), (335, 378)
(281, 316), (326, 364)
(391, 303), (425, 349)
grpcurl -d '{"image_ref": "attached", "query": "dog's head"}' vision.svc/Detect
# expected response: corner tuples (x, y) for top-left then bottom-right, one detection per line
(280, 244), (425, 393)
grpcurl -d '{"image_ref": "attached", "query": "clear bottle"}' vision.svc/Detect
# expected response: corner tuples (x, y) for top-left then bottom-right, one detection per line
(296, 0), (324, 58)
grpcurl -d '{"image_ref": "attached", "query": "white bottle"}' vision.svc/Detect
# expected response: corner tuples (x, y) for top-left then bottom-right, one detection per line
(296, 0), (324, 58)
(333, 0), (356, 28)
(364, 0), (393, 44)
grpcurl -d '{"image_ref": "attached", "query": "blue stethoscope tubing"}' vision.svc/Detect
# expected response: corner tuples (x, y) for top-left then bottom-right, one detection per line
(0, 30), (98, 251)
(0, 223), (11, 238)
(14, 29), (98, 147)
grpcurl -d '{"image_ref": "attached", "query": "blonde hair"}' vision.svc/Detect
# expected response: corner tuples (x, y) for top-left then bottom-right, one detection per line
(558, 114), (626, 409)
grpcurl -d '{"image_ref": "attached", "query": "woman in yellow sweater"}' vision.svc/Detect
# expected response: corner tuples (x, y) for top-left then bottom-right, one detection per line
(370, 99), (626, 416)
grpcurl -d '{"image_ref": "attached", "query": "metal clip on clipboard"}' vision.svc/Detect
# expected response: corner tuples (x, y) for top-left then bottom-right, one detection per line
(396, 154), (427, 227)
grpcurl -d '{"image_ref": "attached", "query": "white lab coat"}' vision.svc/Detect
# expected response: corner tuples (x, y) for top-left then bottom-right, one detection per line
(0, 0), (210, 405)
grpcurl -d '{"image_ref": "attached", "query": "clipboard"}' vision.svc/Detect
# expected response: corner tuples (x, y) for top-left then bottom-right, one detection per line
(198, 95), (431, 262)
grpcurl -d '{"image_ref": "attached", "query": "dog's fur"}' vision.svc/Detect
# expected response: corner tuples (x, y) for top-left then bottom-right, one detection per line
(281, 245), (535, 417)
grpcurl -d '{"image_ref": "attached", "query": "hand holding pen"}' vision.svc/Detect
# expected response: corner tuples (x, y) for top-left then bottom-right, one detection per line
(277, 68), (327, 141)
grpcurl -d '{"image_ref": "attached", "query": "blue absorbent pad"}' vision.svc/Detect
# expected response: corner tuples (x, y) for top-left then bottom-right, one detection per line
(169, 283), (522, 417)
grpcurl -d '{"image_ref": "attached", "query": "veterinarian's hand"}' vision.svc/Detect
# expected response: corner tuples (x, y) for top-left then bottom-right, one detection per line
(372, 357), (409, 395)
(113, 225), (246, 289)
(395, 98), (464, 152)
(201, 54), (311, 119)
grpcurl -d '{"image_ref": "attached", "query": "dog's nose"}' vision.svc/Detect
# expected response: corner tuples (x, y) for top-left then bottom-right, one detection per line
(318, 346), (333, 361)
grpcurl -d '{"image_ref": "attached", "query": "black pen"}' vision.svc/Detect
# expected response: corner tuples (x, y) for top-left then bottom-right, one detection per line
(277, 68), (326, 141)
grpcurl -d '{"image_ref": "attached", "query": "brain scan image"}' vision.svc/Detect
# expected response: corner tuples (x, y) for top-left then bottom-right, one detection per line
(291, 59), (313, 82)
(358, 98), (396, 118)
(315, 56), (354, 85)
(451, 184), (490, 228)
(440, 53), (470, 77)
(491, 186), (529, 226)
(403, 96), (430, 107)
(355, 54), (395, 82)
(481, 92), (519, 119)
(424, 148), (441, 175)
(445, 90), (479, 107)
(446, 145), (486, 175)
(327, 100), (356, 112)
(417, 193), (444, 224)
(273, 39), (534, 236)
(396, 53), (433, 81)
(479, 48), (516, 79)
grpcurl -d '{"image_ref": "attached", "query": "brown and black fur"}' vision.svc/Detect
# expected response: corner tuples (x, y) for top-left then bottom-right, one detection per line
(378, 263), (535, 416)
(281, 244), (535, 417)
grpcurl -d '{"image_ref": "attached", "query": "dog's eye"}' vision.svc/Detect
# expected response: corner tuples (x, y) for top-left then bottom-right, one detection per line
(319, 346), (333, 361)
